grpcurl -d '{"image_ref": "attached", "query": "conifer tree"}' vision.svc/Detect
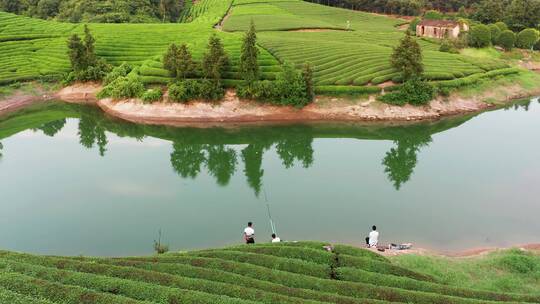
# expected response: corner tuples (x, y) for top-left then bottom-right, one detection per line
(83, 25), (96, 67)
(67, 34), (85, 72)
(177, 43), (195, 79)
(163, 43), (180, 77)
(391, 31), (424, 81)
(202, 34), (228, 83)
(302, 63), (314, 102)
(240, 20), (259, 85)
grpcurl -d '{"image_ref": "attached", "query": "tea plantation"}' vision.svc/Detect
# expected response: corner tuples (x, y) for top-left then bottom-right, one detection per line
(0, 0), (516, 93)
(0, 242), (538, 303)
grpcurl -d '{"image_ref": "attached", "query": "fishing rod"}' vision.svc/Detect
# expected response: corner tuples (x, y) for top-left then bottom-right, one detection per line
(263, 188), (277, 235)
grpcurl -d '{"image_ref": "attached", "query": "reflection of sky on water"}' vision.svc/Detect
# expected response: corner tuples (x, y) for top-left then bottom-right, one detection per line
(0, 99), (539, 256)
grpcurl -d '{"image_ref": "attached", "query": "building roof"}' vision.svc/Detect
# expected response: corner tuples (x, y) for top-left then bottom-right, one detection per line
(417, 20), (460, 28)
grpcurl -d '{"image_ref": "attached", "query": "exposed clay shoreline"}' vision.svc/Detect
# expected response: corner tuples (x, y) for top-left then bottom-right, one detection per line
(2, 81), (540, 127)
(369, 243), (540, 258)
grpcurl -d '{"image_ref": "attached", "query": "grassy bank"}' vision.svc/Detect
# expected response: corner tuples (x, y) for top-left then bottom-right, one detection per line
(392, 248), (540, 295)
(0, 242), (538, 303)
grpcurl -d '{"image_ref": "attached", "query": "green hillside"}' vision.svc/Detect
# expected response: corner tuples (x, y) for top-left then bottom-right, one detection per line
(0, 242), (539, 303)
(0, 0), (516, 91)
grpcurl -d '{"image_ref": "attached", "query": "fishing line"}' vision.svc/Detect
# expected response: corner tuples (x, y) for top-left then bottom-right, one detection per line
(263, 188), (277, 235)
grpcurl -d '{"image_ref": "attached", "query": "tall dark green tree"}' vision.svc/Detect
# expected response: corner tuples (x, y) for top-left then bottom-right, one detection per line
(83, 25), (97, 67)
(177, 43), (195, 79)
(67, 34), (86, 72)
(67, 24), (108, 80)
(302, 63), (314, 102)
(202, 34), (228, 84)
(163, 43), (179, 78)
(240, 20), (259, 85)
(163, 43), (195, 79)
(390, 31), (424, 81)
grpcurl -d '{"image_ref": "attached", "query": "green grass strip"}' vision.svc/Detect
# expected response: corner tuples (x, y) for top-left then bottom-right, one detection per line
(337, 267), (539, 303)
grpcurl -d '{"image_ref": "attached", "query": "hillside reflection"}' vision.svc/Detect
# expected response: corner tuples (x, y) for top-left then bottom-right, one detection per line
(6, 100), (533, 192)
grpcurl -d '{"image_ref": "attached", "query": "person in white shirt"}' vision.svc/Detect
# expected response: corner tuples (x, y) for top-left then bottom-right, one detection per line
(243, 222), (255, 244)
(271, 233), (281, 243)
(365, 225), (379, 248)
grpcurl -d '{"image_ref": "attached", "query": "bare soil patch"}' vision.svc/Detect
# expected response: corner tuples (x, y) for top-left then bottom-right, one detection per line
(55, 82), (101, 104)
(4, 81), (539, 126)
(0, 86), (53, 116)
(367, 243), (540, 258)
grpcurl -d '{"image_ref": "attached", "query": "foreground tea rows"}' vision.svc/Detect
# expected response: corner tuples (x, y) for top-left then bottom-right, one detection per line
(0, 242), (538, 303)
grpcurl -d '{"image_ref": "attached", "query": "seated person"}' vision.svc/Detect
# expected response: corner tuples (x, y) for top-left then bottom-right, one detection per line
(365, 225), (379, 248)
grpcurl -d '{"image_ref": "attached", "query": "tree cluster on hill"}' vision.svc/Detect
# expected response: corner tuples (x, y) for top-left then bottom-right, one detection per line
(304, 0), (480, 16)
(305, 0), (540, 33)
(470, 0), (540, 31)
(66, 25), (110, 82)
(0, 0), (185, 23)
(381, 31), (434, 106)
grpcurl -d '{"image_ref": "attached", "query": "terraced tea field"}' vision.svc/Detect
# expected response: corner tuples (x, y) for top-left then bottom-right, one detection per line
(0, 242), (538, 303)
(0, 0), (515, 91)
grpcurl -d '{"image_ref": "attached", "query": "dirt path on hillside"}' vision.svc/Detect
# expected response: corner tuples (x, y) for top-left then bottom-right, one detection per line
(214, 2), (234, 30)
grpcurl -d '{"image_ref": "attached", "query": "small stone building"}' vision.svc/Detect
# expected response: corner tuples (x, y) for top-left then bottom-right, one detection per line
(416, 20), (468, 39)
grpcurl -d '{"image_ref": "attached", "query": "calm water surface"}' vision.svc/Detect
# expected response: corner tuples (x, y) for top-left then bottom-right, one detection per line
(0, 99), (539, 256)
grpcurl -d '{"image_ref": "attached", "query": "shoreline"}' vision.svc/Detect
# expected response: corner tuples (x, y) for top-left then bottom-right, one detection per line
(2, 78), (540, 126)
(367, 243), (540, 258)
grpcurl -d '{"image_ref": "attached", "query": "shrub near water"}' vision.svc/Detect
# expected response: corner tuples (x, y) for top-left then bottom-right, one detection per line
(380, 77), (434, 106)
(141, 89), (163, 103)
(103, 63), (133, 85)
(98, 75), (145, 99)
(168, 79), (224, 103)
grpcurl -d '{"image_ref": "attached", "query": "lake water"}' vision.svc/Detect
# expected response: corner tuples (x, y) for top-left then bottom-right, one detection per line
(1, 99), (539, 256)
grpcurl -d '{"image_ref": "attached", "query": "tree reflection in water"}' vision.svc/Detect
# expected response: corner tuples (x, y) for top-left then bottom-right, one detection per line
(242, 143), (269, 197)
(170, 143), (206, 179)
(382, 135), (432, 190)
(36, 119), (66, 137)
(2, 102), (489, 194)
(78, 114), (108, 156)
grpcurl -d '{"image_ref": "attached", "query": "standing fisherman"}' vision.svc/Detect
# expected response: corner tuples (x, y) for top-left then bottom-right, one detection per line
(243, 222), (255, 244)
